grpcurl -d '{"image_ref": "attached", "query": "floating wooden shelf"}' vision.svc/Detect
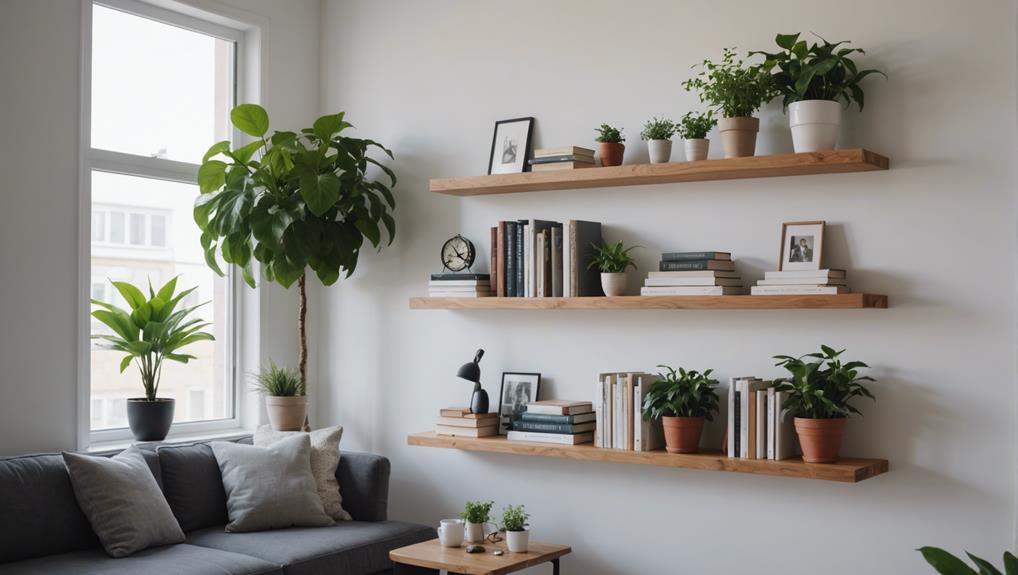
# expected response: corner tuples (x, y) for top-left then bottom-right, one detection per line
(408, 432), (887, 483)
(430, 149), (889, 196)
(409, 294), (888, 310)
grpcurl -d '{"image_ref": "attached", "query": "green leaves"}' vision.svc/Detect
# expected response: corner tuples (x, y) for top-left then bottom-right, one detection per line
(231, 104), (269, 137)
(772, 345), (875, 419)
(641, 365), (720, 420)
(300, 171), (341, 217)
(198, 161), (226, 193)
(676, 110), (717, 140)
(682, 47), (775, 118)
(640, 117), (676, 141)
(917, 547), (1014, 575)
(587, 241), (639, 273)
(594, 123), (624, 143)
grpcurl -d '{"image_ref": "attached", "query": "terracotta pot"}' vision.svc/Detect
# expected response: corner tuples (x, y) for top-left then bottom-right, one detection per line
(600, 272), (626, 296)
(794, 417), (847, 463)
(127, 398), (174, 442)
(265, 396), (308, 431)
(661, 416), (705, 454)
(598, 142), (625, 167)
(646, 139), (672, 164)
(717, 116), (759, 158)
(684, 138), (709, 161)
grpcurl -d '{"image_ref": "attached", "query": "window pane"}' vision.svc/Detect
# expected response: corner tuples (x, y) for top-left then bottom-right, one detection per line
(109, 212), (125, 243)
(91, 211), (105, 242)
(129, 213), (146, 245)
(91, 5), (233, 164)
(90, 171), (230, 430)
(150, 214), (167, 247)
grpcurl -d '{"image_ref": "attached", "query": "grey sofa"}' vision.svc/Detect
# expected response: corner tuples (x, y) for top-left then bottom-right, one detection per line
(0, 439), (434, 574)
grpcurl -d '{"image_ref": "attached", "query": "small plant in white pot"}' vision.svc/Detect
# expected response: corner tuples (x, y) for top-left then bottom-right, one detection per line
(501, 504), (530, 553)
(640, 117), (676, 164)
(588, 241), (639, 297)
(460, 500), (494, 544)
(677, 110), (717, 161)
(754, 33), (886, 152)
(252, 362), (306, 431)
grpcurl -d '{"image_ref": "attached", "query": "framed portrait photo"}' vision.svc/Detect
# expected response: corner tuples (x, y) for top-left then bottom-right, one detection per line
(779, 220), (826, 271)
(497, 372), (541, 435)
(488, 117), (534, 175)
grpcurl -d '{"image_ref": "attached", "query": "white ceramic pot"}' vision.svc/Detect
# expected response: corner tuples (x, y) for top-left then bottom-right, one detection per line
(684, 138), (709, 161)
(464, 521), (496, 543)
(646, 139), (672, 164)
(717, 116), (759, 158)
(788, 100), (842, 152)
(600, 272), (626, 297)
(506, 529), (530, 553)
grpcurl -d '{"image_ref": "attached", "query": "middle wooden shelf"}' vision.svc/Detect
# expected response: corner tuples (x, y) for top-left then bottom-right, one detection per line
(409, 293), (888, 310)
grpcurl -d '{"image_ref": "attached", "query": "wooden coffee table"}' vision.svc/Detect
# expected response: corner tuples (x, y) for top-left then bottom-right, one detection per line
(390, 538), (571, 575)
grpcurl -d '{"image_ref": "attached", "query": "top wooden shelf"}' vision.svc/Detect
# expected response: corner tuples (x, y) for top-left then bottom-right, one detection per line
(430, 149), (889, 196)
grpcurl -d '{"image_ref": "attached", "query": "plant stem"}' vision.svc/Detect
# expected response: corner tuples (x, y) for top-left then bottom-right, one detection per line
(298, 274), (310, 431)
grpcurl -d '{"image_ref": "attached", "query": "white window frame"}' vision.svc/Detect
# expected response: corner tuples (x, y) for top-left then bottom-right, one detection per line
(79, 0), (248, 447)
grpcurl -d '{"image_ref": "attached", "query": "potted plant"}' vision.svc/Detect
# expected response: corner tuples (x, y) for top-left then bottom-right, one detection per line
(754, 33), (886, 152)
(90, 277), (214, 441)
(676, 111), (717, 161)
(594, 123), (625, 167)
(501, 505), (530, 553)
(196, 105), (396, 430)
(640, 117), (676, 164)
(919, 547), (1017, 574)
(460, 500), (494, 543)
(682, 47), (774, 158)
(772, 345), (875, 463)
(251, 362), (306, 431)
(641, 365), (720, 454)
(587, 241), (639, 296)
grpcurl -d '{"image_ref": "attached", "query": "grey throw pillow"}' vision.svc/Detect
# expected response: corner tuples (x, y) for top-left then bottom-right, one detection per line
(211, 434), (334, 532)
(62, 447), (185, 558)
(254, 425), (351, 521)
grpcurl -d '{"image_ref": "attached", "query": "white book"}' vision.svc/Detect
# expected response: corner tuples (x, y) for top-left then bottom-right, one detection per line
(536, 232), (546, 297)
(756, 278), (847, 286)
(773, 391), (797, 460)
(641, 286), (745, 296)
(633, 376), (643, 451)
(751, 286), (849, 295)
(614, 375), (623, 449)
(594, 374), (603, 448)
(605, 374), (615, 449)
(727, 378), (737, 458)
(647, 270), (741, 279)
(756, 389), (767, 461)
(643, 277), (744, 287)
(766, 388), (776, 460)
(506, 431), (594, 445)
(764, 269), (846, 280)
(563, 225), (573, 298)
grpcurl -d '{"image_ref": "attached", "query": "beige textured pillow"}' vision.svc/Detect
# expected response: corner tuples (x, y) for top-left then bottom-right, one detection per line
(254, 425), (351, 521)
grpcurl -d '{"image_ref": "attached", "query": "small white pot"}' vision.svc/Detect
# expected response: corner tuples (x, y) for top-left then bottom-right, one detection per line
(646, 139), (672, 164)
(464, 521), (495, 543)
(506, 529), (530, 553)
(600, 272), (626, 297)
(789, 100), (842, 152)
(684, 139), (709, 161)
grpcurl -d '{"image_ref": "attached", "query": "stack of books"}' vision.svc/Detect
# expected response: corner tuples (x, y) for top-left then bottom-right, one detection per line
(528, 146), (596, 172)
(435, 407), (498, 437)
(750, 269), (849, 295)
(594, 372), (664, 451)
(640, 251), (745, 296)
(428, 273), (492, 297)
(726, 377), (795, 460)
(507, 400), (595, 445)
(490, 220), (602, 297)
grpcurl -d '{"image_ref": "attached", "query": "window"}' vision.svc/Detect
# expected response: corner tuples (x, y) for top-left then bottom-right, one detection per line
(85, 1), (242, 439)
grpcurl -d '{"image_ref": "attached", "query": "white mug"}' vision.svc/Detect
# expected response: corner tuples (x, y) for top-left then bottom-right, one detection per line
(437, 518), (465, 547)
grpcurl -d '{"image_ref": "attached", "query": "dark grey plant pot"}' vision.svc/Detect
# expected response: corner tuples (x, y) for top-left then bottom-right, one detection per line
(127, 398), (175, 442)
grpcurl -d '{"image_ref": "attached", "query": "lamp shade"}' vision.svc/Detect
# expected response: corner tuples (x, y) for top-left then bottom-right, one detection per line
(456, 349), (484, 383)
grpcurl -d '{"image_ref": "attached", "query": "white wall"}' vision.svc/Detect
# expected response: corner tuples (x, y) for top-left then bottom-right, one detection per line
(317, 1), (1018, 573)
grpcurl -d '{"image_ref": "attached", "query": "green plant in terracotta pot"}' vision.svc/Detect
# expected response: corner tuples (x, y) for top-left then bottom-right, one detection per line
(641, 365), (720, 454)
(594, 123), (626, 167)
(772, 345), (875, 463)
(251, 362), (306, 431)
(918, 546), (1017, 574)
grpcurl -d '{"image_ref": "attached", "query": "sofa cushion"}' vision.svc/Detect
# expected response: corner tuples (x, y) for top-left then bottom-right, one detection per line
(255, 425), (352, 521)
(336, 452), (390, 522)
(0, 543), (283, 575)
(187, 521), (436, 575)
(0, 453), (99, 562)
(157, 442), (229, 532)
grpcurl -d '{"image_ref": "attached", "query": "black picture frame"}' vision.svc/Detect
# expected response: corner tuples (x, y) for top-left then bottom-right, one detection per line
(487, 117), (534, 175)
(497, 372), (541, 435)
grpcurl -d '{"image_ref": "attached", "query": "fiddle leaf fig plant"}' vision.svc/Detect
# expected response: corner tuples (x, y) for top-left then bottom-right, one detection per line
(642, 365), (720, 420)
(771, 345), (874, 419)
(918, 547), (1017, 575)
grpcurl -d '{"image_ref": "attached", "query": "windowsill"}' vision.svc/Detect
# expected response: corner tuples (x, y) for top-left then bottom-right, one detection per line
(86, 427), (252, 454)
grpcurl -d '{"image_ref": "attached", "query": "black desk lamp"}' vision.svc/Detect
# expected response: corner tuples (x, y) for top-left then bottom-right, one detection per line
(457, 349), (488, 414)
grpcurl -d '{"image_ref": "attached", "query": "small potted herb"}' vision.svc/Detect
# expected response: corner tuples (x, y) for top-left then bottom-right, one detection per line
(501, 505), (530, 553)
(640, 117), (676, 164)
(594, 123), (625, 167)
(772, 345), (875, 463)
(677, 111), (717, 161)
(587, 241), (639, 296)
(918, 547), (1017, 574)
(460, 500), (494, 543)
(641, 365), (720, 454)
(753, 33), (886, 152)
(682, 47), (774, 158)
(251, 362), (306, 431)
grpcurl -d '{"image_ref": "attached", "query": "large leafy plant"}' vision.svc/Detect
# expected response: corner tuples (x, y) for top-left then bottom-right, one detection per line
(91, 278), (214, 401)
(642, 365), (720, 420)
(195, 104), (396, 399)
(919, 547), (1017, 575)
(587, 241), (639, 273)
(752, 33), (886, 110)
(772, 345), (874, 419)
(682, 47), (774, 118)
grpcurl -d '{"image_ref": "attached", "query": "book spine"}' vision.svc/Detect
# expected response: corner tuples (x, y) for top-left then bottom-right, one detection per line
(633, 378), (643, 452)
(490, 226), (497, 298)
(505, 222), (516, 297)
(520, 412), (575, 424)
(661, 251), (726, 261)
(727, 379), (736, 457)
(659, 260), (720, 271)
(512, 421), (585, 434)
(733, 385), (741, 458)
(551, 227), (562, 297)
(516, 222), (525, 297)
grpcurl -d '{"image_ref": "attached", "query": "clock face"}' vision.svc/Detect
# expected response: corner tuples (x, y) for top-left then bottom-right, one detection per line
(441, 235), (475, 272)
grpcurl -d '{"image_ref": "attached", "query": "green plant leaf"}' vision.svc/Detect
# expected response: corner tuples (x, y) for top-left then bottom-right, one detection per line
(967, 552), (1005, 575)
(231, 104), (269, 137)
(111, 281), (146, 310)
(775, 33), (800, 50)
(312, 112), (348, 141)
(1004, 553), (1017, 575)
(119, 355), (133, 373)
(300, 171), (341, 217)
(203, 140), (230, 163)
(231, 139), (265, 165)
(197, 161), (227, 193)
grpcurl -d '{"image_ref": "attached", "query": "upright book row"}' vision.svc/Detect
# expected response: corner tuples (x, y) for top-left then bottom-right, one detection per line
(593, 372), (665, 452)
(727, 377), (796, 460)
(489, 220), (603, 298)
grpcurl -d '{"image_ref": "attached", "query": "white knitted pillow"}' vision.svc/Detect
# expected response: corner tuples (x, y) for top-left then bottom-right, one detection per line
(254, 425), (352, 521)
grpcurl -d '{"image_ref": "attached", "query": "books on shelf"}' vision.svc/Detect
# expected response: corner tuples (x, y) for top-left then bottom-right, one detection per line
(519, 411), (596, 424)
(505, 399), (595, 445)
(751, 269), (851, 296)
(661, 251), (731, 262)
(429, 273), (492, 297)
(532, 161), (595, 172)
(641, 286), (745, 296)
(493, 219), (602, 298)
(764, 269), (846, 280)
(526, 400), (593, 415)
(726, 379), (795, 460)
(530, 147), (596, 171)
(506, 430), (595, 445)
(435, 407), (497, 438)
(594, 372), (664, 452)
(659, 259), (735, 272)
(534, 146), (595, 158)
(644, 252), (744, 295)
(435, 425), (497, 438)
(751, 285), (849, 295)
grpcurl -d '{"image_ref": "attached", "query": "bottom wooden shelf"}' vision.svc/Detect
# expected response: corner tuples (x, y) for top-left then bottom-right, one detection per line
(407, 431), (887, 483)
(409, 294), (888, 310)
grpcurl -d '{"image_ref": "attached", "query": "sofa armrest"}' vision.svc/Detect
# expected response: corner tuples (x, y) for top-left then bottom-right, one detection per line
(337, 451), (390, 522)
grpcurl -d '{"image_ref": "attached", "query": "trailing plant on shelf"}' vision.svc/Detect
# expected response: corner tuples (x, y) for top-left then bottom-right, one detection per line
(676, 111), (717, 161)
(195, 104), (396, 429)
(588, 241), (639, 296)
(641, 365), (719, 454)
(502, 505), (531, 552)
(918, 546), (1017, 575)
(594, 123), (626, 167)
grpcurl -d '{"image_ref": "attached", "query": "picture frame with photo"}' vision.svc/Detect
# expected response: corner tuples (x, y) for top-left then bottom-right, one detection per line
(496, 372), (541, 435)
(778, 220), (826, 271)
(488, 117), (534, 175)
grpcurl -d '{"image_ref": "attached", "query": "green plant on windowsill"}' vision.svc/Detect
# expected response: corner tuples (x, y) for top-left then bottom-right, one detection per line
(594, 123), (625, 143)
(771, 345), (874, 419)
(251, 362), (305, 397)
(677, 111), (717, 140)
(641, 365), (720, 421)
(460, 500), (493, 524)
(919, 546), (1017, 575)
(501, 505), (529, 532)
(682, 47), (775, 119)
(587, 241), (639, 274)
(640, 117), (676, 141)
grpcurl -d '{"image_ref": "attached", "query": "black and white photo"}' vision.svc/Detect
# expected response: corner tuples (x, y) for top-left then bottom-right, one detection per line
(488, 117), (534, 175)
(779, 221), (825, 271)
(497, 372), (541, 435)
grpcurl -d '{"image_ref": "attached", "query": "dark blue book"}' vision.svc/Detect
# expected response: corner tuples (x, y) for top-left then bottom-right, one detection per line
(659, 260), (735, 272)
(661, 251), (730, 262)
(519, 412), (596, 424)
(506, 221), (518, 297)
(511, 420), (595, 434)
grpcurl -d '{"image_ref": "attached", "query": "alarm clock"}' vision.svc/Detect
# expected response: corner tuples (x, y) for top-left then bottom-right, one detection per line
(441, 234), (475, 272)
